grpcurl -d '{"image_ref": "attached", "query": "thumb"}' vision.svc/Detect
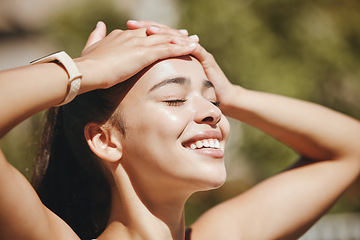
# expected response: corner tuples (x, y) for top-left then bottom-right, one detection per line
(84, 21), (107, 49)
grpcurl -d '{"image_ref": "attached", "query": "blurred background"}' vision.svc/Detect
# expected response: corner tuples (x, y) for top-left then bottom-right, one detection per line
(0, 0), (359, 239)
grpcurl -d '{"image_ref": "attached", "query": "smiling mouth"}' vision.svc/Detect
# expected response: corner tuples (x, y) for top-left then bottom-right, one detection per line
(183, 139), (221, 150)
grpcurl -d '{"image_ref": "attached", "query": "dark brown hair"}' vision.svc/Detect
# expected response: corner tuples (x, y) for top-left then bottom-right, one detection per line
(31, 80), (134, 239)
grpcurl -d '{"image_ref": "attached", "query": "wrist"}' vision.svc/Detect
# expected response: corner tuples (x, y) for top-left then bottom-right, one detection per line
(31, 51), (82, 106)
(219, 85), (246, 116)
(73, 57), (109, 94)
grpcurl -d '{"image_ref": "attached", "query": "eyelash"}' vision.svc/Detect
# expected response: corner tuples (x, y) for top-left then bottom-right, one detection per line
(164, 99), (187, 106)
(164, 99), (220, 107)
(212, 101), (221, 107)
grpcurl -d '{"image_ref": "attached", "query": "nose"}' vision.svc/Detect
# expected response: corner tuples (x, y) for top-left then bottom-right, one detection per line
(192, 98), (222, 127)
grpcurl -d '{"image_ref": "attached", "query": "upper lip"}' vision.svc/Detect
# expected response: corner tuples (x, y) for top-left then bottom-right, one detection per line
(181, 131), (223, 147)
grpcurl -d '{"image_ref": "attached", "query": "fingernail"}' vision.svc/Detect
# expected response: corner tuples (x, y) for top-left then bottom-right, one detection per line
(149, 25), (160, 32)
(188, 42), (197, 48)
(189, 34), (199, 41)
(128, 20), (138, 25)
(96, 21), (103, 28)
(172, 38), (183, 44)
(179, 29), (189, 35)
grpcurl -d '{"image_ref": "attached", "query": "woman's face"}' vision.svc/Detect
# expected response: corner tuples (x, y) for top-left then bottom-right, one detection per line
(117, 56), (230, 194)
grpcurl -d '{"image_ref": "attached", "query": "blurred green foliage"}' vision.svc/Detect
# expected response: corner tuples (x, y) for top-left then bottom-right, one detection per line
(1, 0), (359, 228)
(45, 0), (129, 57)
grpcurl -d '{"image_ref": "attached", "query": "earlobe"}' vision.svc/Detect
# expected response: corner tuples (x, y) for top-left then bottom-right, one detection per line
(84, 123), (123, 162)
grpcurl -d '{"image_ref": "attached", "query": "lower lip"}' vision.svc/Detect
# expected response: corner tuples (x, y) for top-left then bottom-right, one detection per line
(189, 148), (225, 158)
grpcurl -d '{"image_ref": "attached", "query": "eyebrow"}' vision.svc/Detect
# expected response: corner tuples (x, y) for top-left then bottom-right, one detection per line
(203, 80), (215, 89)
(149, 77), (190, 92)
(148, 77), (215, 92)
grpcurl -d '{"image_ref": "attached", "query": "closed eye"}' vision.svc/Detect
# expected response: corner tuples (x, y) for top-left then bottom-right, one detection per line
(164, 99), (187, 106)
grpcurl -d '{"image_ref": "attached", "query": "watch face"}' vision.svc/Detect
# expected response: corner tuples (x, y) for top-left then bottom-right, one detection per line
(30, 51), (63, 64)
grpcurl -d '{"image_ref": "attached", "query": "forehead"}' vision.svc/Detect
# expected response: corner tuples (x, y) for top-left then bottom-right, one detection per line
(133, 56), (207, 90)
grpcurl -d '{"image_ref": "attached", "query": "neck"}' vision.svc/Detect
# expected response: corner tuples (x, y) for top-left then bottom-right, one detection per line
(99, 164), (189, 240)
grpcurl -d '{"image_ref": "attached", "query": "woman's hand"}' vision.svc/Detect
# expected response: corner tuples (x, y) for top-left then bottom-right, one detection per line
(190, 45), (238, 111)
(127, 20), (191, 38)
(75, 21), (199, 93)
(127, 20), (238, 111)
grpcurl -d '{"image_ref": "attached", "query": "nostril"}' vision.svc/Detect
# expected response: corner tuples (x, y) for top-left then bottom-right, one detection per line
(195, 100), (222, 125)
(202, 116), (214, 123)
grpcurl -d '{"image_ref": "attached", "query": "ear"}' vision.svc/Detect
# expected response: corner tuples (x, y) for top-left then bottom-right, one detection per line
(84, 122), (123, 162)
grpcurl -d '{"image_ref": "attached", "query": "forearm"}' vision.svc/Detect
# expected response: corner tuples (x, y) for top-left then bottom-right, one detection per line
(0, 63), (70, 137)
(221, 85), (360, 162)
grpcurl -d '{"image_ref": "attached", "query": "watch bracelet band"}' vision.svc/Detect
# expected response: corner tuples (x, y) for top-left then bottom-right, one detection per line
(31, 51), (82, 106)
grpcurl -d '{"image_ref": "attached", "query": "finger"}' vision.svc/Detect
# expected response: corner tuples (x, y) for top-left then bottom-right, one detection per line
(127, 20), (168, 29)
(178, 29), (189, 36)
(127, 20), (188, 37)
(146, 25), (192, 38)
(144, 42), (198, 64)
(190, 44), (222, 77)
(127, 19), (142, 29)
(142, 33), (199, 48)
(190, 44), (232, 93)
(107, 27), (146, 40)
(188, 34), (200, 42)
(190, 44), (210, 63)
(84, 21), (107, 49)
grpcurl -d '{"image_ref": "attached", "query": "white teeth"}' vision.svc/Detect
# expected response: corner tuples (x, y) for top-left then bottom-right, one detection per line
(215, 140), (221, 148)
(186, 139), (221, 150)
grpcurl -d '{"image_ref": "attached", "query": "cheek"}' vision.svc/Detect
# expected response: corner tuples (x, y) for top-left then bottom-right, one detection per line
(124, 104), (193, 149)
(121, 106), (193, 177)
(154, 107), (191, 130)
(143, 102), (194, 131)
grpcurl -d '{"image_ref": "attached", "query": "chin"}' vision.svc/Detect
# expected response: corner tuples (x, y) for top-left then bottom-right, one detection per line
(196, 166), (227, 192)
(208, 174), (227, 190)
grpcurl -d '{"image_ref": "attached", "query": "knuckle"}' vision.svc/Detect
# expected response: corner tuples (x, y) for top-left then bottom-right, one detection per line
(121, 30), (132, 38)
(164, 43), (175, 53)
(135, 46), (146, 57)
(110, 29), (123, 36)
(131, 36), (144, 46)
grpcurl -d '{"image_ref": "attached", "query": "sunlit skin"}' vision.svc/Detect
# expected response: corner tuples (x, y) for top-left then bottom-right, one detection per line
(1, 20), (360, 240)
(94, 56), (231, 240)
(116, 56), (230, 203)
